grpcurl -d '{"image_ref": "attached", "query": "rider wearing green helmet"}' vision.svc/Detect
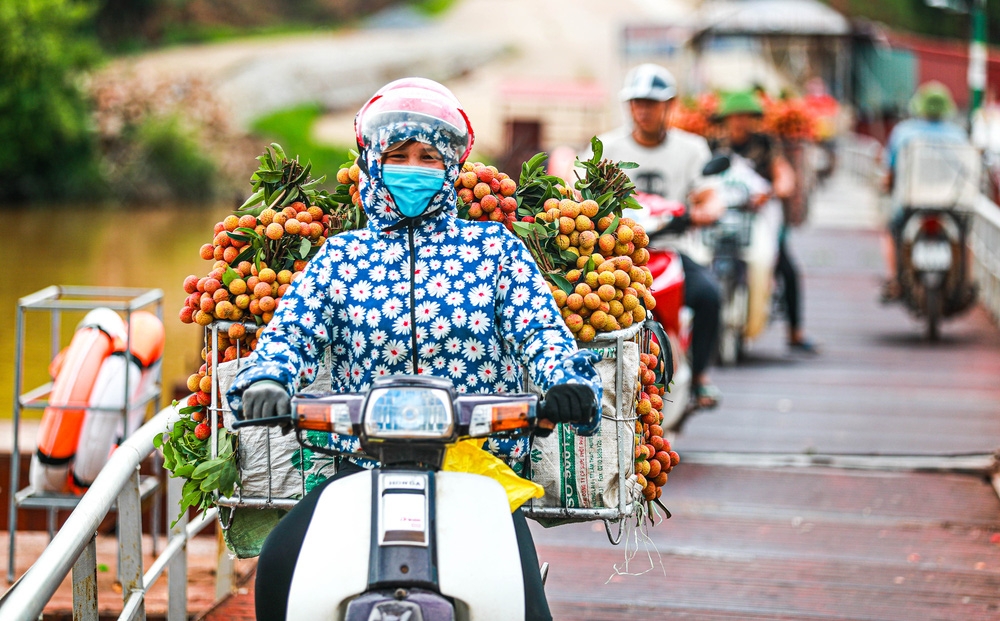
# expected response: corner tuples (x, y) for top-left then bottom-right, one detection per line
(880, 81), (968, 301)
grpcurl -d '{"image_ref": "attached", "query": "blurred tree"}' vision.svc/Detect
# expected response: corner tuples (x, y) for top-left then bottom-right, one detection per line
(93, 0), (167, 49)
(826, 0), (1000, 44)
(0, 0), (103, 202)
(92, 0), (409, 49)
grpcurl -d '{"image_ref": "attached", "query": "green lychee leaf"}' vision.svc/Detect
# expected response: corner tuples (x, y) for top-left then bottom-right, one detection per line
(174, 464), (195, 478)
(257, 171), (283, 183)
(238, 189), (264, 212)
(198, 471), (223, 493)
(293, 161), (312, 184)
(222, 267), (241, 287)
(591, 136), (603, 162)
(233, 246), (255, 266)
(559, 250), (579, 264)
(548, 273), (574, 295)
(601, 215), (620, 237)
(511, 221), (533, 238)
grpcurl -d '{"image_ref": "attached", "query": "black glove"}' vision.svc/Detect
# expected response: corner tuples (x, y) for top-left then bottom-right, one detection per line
(240, 380), (291, 421)
(539, 384), (597, 427)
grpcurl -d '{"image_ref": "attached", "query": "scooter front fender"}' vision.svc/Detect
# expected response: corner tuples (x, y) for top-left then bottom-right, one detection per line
(287, 470), (372, 619)
(436, 471), (525, 621)
(286, 470), (526, 621)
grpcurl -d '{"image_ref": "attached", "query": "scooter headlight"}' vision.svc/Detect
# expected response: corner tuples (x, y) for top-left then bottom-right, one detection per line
(363, 387), (455, 439)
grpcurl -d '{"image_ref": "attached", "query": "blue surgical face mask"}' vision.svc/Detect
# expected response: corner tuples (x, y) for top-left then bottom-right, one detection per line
(381, 164), (446, 219)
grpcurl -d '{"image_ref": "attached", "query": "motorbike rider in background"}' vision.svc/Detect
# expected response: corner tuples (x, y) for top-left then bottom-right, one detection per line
(711, 90), (818, 354)
(880, 81), (969, 302)
(596, 63), (725, 410)
(228, 77), (602, 621)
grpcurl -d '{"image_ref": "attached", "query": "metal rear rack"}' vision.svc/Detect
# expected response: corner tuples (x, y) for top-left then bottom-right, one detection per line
(204, 321), (313, 514)
(522, 322), (654, 543)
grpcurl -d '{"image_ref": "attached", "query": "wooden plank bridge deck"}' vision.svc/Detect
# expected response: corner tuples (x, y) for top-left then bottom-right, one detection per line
(534, 174), (1000, 620)
(10, 171), (1000, 620)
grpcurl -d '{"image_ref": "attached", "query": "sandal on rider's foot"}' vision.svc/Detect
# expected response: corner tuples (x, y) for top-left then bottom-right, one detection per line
(788, 338), (820, 355)
(693, 383), (722, 410)
(879, 279), (902, 304)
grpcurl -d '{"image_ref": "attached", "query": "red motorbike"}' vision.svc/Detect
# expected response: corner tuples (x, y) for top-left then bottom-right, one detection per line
(635, 192), (692, 430)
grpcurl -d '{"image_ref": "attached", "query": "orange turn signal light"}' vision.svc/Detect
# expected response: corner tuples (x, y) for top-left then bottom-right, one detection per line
(490, 403), (531, 432)
(296, 402), (334, 432)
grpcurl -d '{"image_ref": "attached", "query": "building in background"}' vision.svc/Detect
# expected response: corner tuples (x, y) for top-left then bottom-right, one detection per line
(495, 79), (607, 175)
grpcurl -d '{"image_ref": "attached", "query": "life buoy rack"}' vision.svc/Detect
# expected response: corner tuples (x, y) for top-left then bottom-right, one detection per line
(30, 309), (165, 493)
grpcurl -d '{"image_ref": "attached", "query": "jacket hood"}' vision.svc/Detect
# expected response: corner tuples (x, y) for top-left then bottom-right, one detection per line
(357, 120), (462, 231)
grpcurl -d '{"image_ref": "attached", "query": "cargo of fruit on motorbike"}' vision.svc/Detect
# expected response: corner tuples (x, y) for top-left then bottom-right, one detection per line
(158, 138), (680, 556)
(673, 89), (826, 226)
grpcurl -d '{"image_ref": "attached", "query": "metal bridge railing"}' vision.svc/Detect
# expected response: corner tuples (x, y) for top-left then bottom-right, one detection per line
(837, 133), (883, 187)
(0, 404), (221, 621)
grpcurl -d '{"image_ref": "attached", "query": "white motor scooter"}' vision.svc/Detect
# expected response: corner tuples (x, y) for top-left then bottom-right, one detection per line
(233, 375), (567, 621)
(701, 154), (781, 364)
(891, 138), (980, 340)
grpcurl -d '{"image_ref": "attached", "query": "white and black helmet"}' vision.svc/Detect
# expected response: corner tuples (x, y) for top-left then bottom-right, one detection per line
(619, 64), (677, 102)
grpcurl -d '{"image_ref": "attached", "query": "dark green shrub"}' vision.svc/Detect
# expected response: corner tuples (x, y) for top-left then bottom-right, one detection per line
(0, 0), (104, 202)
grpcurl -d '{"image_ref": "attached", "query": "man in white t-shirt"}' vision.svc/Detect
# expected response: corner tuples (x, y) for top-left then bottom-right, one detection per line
(598, 63), (724, 409)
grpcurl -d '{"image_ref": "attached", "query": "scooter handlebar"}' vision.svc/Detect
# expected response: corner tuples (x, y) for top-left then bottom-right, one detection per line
(229, 389), (546, 437)
(231, 414), (292, 430)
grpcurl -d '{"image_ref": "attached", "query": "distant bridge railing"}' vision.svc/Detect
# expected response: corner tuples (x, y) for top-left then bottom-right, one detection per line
(0, 404), (227, 621)
(838, 133), (883, 187)
(972, 196), (1000, 325)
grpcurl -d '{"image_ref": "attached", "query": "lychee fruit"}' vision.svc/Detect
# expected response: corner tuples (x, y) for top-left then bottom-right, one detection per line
(194, 423), (211, 441)
(265, 223), (284, 240)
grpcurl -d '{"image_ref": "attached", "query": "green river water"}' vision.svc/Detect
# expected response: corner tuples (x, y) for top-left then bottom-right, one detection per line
(3, 202), (236, 420)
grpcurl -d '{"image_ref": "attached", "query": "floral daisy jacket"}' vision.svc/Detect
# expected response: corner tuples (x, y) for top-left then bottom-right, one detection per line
(226, 119), (602, 472)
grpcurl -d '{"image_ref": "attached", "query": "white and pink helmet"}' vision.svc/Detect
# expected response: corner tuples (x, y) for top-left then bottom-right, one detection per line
(354, 77), (475, 165)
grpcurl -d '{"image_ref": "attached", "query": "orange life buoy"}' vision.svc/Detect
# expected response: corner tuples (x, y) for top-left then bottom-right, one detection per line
(73, 311), (165, 488)
(122, 311), (165, 368)
(35, 328), (118, 463)
(31, 308), (125, 492)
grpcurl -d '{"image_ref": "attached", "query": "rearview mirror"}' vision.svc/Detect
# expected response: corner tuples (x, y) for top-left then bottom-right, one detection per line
(702, 155), (731, 176)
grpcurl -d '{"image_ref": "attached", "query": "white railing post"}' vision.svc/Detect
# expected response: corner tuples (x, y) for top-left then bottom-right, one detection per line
(215, 530), (236, 602)
(166, 475), (188, 621)
(117, 468), (145, 621)
(72, 535), (98, 621)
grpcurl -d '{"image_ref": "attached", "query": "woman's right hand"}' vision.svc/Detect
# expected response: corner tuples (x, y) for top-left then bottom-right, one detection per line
(240, 379), (291, 420)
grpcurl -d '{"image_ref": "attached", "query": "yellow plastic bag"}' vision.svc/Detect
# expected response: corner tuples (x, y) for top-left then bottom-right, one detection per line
(442, 439), (543, 512)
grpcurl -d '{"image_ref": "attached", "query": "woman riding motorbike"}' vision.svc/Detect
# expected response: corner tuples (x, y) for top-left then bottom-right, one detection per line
(227, 77), (602, 621)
